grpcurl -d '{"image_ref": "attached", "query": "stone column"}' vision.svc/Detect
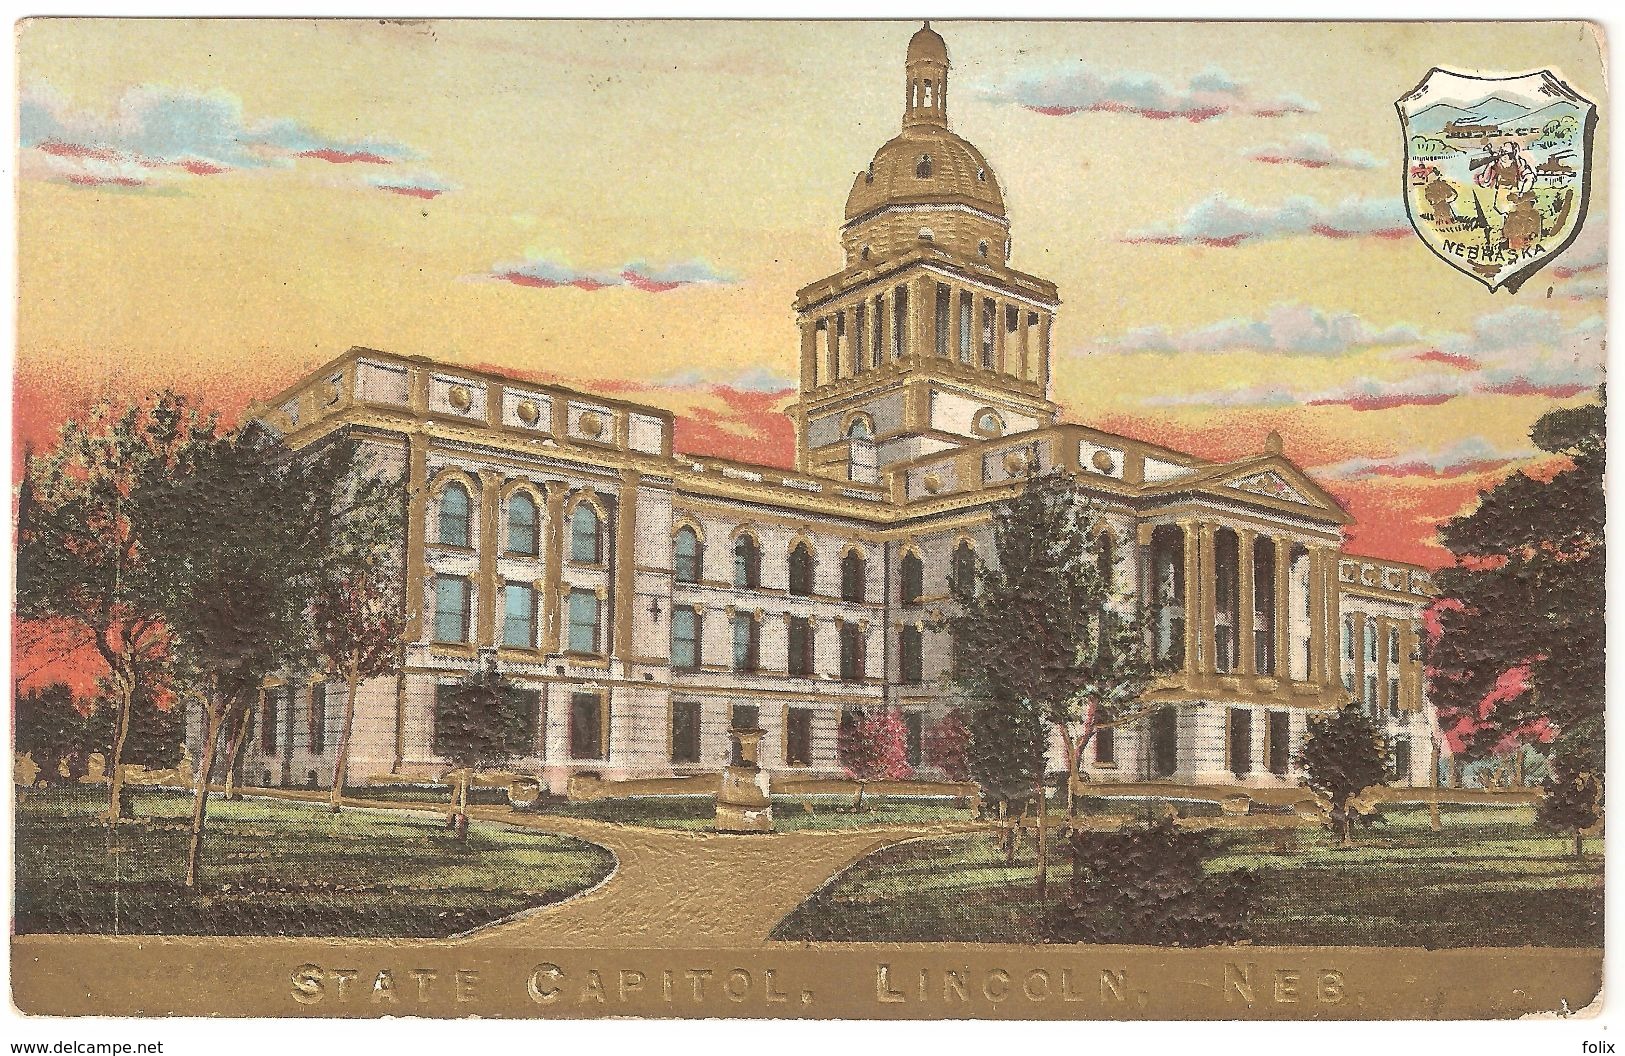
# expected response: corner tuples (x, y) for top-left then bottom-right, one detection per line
(915, 275), (936, 360)
(1238, 528), (1257, 676)
(824, 316), (840, 383)
(612, 470), (640, 663)
(1037, 314), (1053, 394)
(403, 430), (429, 643)
(1313, 548), (1331, 689)
(540, 482), (569, 654)
(1274, 537), (1292, 680)
(1181, 520), (1201, 675)
(477, 469), (502, 647)
(799, 319), (818, 390)
(993, 298), (1007, 374)
(1197, 522), (1217, 674)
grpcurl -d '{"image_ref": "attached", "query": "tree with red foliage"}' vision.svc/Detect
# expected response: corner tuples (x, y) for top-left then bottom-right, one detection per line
(923, 709), (972, 782)
(1428, 391), (1604, 777)
(837, 707), (912, 809)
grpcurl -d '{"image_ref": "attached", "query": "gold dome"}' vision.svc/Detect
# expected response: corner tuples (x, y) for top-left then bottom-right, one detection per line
(846, 128), (1006, 221)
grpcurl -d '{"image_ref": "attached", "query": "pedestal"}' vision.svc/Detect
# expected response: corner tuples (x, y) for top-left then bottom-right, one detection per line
(715, 727), (774, 833)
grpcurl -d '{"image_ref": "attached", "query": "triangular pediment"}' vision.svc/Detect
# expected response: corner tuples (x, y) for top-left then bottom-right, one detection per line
(1205, 456), (1352, 524)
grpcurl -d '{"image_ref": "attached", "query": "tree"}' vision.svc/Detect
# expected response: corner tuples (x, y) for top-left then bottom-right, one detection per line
(1537, 752), (1600, 859)
(85, 674), (187, 774)
(1297, 703), (1392, 847)
(312, 466), (407, 813)
(923, 709), (972, 782)
(1429, 390), (1604, 776)
(942, 469), (1155, 896)
(837, 707), (911, 810)
(152, 425), (363, 888)
(434, 657), (532, 841)
(963, 689), (1047, 862)
(15, 683), (91, 786)
(16, 391), (218, 824)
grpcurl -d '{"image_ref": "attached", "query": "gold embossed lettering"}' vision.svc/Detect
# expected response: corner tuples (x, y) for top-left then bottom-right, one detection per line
(290, 964), (325, 1005)
(876, 964), (906, 1003)
(528, 963), (562, 1003)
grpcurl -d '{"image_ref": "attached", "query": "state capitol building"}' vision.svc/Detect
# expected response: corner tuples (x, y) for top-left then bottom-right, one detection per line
(213, 25), (1437, 795)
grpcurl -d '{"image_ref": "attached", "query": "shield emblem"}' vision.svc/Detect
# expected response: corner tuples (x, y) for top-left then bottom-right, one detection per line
(1397, 67), (1597, 293)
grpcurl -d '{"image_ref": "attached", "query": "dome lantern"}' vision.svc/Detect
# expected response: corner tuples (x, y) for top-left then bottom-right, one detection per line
(904, 21), (949, 129)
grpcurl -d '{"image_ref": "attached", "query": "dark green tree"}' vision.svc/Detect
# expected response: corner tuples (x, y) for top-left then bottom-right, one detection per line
(1297, 703), (1392, 847)
(151, 425), (365, 889)
(15, 683), (90, 786)
(311, 465), (407, 813)
(1537, 752), (1601, 859)
(942, 468), (1154, 893)
(15, 391), (218, 824)
(1430, 390), (1604, 775)
(434, 657), (532, 841)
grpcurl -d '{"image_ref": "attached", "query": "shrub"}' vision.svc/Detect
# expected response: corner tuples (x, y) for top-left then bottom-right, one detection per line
(1047, 819), (1257, 947)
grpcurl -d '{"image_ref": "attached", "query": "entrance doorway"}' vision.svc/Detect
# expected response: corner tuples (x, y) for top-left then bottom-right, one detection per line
(1151, 706), (1178, 779)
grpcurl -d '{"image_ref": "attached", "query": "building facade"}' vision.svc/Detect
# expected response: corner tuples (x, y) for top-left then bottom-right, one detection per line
(210, 24), (1436, 795)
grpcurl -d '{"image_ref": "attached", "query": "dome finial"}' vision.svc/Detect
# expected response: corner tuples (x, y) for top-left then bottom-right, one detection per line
(904, 22), (950, 128)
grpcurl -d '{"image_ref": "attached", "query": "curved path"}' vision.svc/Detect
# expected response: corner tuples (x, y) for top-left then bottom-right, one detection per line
(330, 793), (986, 947)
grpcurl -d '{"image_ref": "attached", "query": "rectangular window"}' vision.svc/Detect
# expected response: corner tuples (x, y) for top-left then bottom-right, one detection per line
(957, 291), (973, 363)
(671, 700), (701, 764)
(1228, 708), (1252, 777)
(509, 687), (542, 756)
(671, 605), (701, 670)
(839, 620), (865, 682)
(934, 284), (950, 357)
(1388, 627), (1401, 664)
(732, 611), (760, 673)
(892, 285), (909, 358)
(1006, 304), (1020, 333)
(567, 589), (601, 654)
(1364, 674), (1379, 713)
(1365, 620), (1379, 663)
(787, 616), (814, 677)
(903, 711), (923, 768)
(1094, 726), (1115, 765)
(1268, 711), (1290, 775)
(1341, 616), (1355, 692)
(569, 691), (606, 760)
(309, 683), (326, 756)
(786, 707), (813, 767)
(900, 625), (923, 684)
(1393, 736), (1412, 782)
(1389, 677), (1401, 716)
(433, 575), (472, 644)
(503, 583), (537, 649)
(261, 690), (279, 754)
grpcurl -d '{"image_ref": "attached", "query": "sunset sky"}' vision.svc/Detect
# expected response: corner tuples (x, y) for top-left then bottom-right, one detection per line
(15, 18), (1609, 568)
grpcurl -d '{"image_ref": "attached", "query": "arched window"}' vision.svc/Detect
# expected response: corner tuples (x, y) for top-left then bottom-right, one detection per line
(841, 551), (867, 603)
(846, 416), (873, 440)
(900, 552), (924, 605)
(788, 542), (816, 596)
(916, 154), (933, 179)
(974, 409), (1004, 436)
(1149, 524), (1185, 670)
(437, 483), (471, 548)
(952, 540), (977, 594)
(1213, 528), (1240, 673)
(570, 503), (601, 564)
(733, 535), (761, 589)
(507, 492), (538, 557)
(673, 526), (702, 584)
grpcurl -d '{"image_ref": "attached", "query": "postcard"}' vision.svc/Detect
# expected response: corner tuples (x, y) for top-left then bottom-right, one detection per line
(9, 17), (1606, 1022)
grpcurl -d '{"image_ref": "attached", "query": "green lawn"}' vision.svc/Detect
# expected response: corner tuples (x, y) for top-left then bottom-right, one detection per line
(13, 786), (615, 937)
(772, 804), (1603, 948)
(356, 786), (975, 831)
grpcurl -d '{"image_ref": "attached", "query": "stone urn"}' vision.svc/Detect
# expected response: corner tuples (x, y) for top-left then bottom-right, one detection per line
(715, 727), (773, 833)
